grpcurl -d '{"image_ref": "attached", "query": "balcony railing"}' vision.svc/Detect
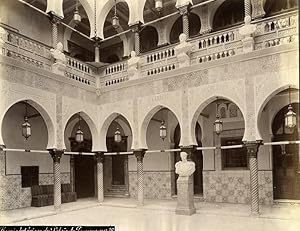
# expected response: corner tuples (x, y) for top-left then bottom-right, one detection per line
(1, 10), (297, 90)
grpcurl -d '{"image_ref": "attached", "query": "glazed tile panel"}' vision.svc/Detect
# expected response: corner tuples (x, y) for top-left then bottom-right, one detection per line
(203, 170), (273, 205)
(129, 171), (172, 199)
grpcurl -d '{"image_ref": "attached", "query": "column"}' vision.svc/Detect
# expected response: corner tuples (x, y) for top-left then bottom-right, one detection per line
(95, 152), (104, 203)
(49, 149), (64, 210)
(70, 155), (75, 192)
(244, 141), (261, 215)
(131, 23), (141, 56)
(94, 38), (101, 63)
(49, 13), (62, 48)
(134, 149), (146, 206)
(124, 156), (129, 196)
(244, 0), (251, 19)
(0, 145), (5, 210)
(178, 5), (190, 38)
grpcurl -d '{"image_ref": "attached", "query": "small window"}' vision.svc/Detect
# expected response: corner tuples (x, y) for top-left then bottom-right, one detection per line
(222, 138), (248, 169)
(21, 166), (39, 188)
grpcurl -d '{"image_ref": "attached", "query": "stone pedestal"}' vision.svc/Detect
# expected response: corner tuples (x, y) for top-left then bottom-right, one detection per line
(242, 37), (255, 53)
(176, 176), (196, 215)
(52, 62), (66, 75)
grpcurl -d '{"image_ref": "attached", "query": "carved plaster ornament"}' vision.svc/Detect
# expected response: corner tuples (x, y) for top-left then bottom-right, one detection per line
(175, 152), (195, 177)
(175, 33), (193, 68)
(127, 50), (140, 80)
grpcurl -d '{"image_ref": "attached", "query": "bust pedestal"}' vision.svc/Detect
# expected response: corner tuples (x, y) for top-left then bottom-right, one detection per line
(52, 62), (66, 75)
(175, 175), (196, 215)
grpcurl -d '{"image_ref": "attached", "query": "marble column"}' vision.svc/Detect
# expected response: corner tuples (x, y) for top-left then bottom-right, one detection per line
(70, 155), (75, 192)
(95, 152), (104, 203)
(0, 145), (5, 210)
(49, 13), (62, 48)
(244, 141), (262, 215)
(94, 38), (101, 63)
(131, 23), (141, 56)
(244, 0), (251, 19)
(49, 149), (64, 210)
(178, 5), (190, 38)
(124, 155), (130, 196)
(134, 149), (146, 206)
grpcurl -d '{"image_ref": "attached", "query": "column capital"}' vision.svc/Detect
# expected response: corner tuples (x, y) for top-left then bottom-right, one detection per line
(95, 152), (105, 163)
(133, 149), (146, 162)
(243, 141), (262, 158)
(130, 22), (142, 33)
(178, 4), (190, 16)
(49, 12), (62, 25)
(48, 149), (64, 162)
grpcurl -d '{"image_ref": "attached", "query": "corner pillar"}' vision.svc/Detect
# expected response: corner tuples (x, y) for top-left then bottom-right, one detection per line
(134, 149), (146, 206)
(49, 13), (62, 48)
(49, 149), (64, 210)
(94, 38), (101, 63)
(244, 141), (262, 215)
(95, 152), (104, 203)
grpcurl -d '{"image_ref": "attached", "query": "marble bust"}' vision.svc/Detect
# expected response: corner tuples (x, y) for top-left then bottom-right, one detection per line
(239, 16), (257, 38)
(50, 42), (66, 64)
(175, 152), (195, 177)
(174, 33), (192, 68)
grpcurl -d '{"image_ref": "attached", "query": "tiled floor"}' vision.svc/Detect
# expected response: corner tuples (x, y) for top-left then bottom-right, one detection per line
(1, 198), (300, 231)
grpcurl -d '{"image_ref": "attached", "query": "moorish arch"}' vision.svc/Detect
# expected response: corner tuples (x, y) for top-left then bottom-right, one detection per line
(139, 105), (182, 149)
(0, 99), (56, 149)
(99, 112), (135, 152)
(63, 111), (98, 151)
(256, 84), (299, 140)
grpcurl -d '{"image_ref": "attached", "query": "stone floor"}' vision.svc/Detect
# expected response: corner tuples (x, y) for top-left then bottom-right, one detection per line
(1, 198), (300, 231)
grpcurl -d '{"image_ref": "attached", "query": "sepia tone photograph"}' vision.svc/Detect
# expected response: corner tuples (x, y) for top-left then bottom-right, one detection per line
(0, 0), (299, 230)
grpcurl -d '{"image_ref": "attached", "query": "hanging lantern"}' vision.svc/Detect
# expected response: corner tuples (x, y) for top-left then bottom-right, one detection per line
(214, 115), (223, 135)
(160, 120), (167, 140)
(114, 127), (122, 143)
(22, 116), (31, 140)
(285, 104), (297, 129)
(75, 113), (84, 143)
(214, 97), (223, 135)
(73, 0), (81, 24)
(112, 0), (119, 29)
(155, 0), (163, 12)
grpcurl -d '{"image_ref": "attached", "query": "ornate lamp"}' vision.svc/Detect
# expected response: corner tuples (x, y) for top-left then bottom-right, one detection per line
(160, 120), (167, 140)
(112, 0), (119, 29)
(75, 113), (84, 143)
(155, 0), (163, 12)
(114, 127), (122, 143)
(285, 86), (297, 129)
(73, 0), (81, 24)
(214, 97), (223, 135)
(22, 101), (31, 140)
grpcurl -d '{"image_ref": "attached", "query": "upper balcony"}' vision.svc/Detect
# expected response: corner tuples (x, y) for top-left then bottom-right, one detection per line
(0, 10), (298, 92)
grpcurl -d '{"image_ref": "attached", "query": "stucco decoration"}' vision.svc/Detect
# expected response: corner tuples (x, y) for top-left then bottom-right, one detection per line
(127, 51), (140, 80)
(175, 33), (193, 68)
(138, 91), (183, 149)
(0, 80), (56, 148)
(189, 80), (246, 145)
(61, 96), (99, 151)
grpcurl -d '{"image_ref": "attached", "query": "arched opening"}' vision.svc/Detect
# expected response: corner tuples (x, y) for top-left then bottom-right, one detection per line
(101, 2), (130, 63)
(64, 113), (95, 199)
(173, 123), (203, 195)
(140, 26), (159, 53)
(212, 0), (244, 31)
(258, 88), (299, 201)
(170, 13), (201, 44)
(264, 0), (298, 17)
(105, 115), (132, 197)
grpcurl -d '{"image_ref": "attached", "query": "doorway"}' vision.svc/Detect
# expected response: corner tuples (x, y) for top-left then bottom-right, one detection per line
(70, 138), (95, 198)
(272, 103), (300, 200)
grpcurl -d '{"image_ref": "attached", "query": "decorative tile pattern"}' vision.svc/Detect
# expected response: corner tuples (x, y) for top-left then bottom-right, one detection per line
(129, 171), (172, 199)
(39, 172), (70, 185)
(203, 170), (273, 205)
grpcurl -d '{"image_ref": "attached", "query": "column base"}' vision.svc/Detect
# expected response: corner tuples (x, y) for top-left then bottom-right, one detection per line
(175, 207), (196, 216)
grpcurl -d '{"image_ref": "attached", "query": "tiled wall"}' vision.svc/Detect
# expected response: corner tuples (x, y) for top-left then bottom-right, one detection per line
(203, 170), (273, 205)
(129, 171), (172, 199)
